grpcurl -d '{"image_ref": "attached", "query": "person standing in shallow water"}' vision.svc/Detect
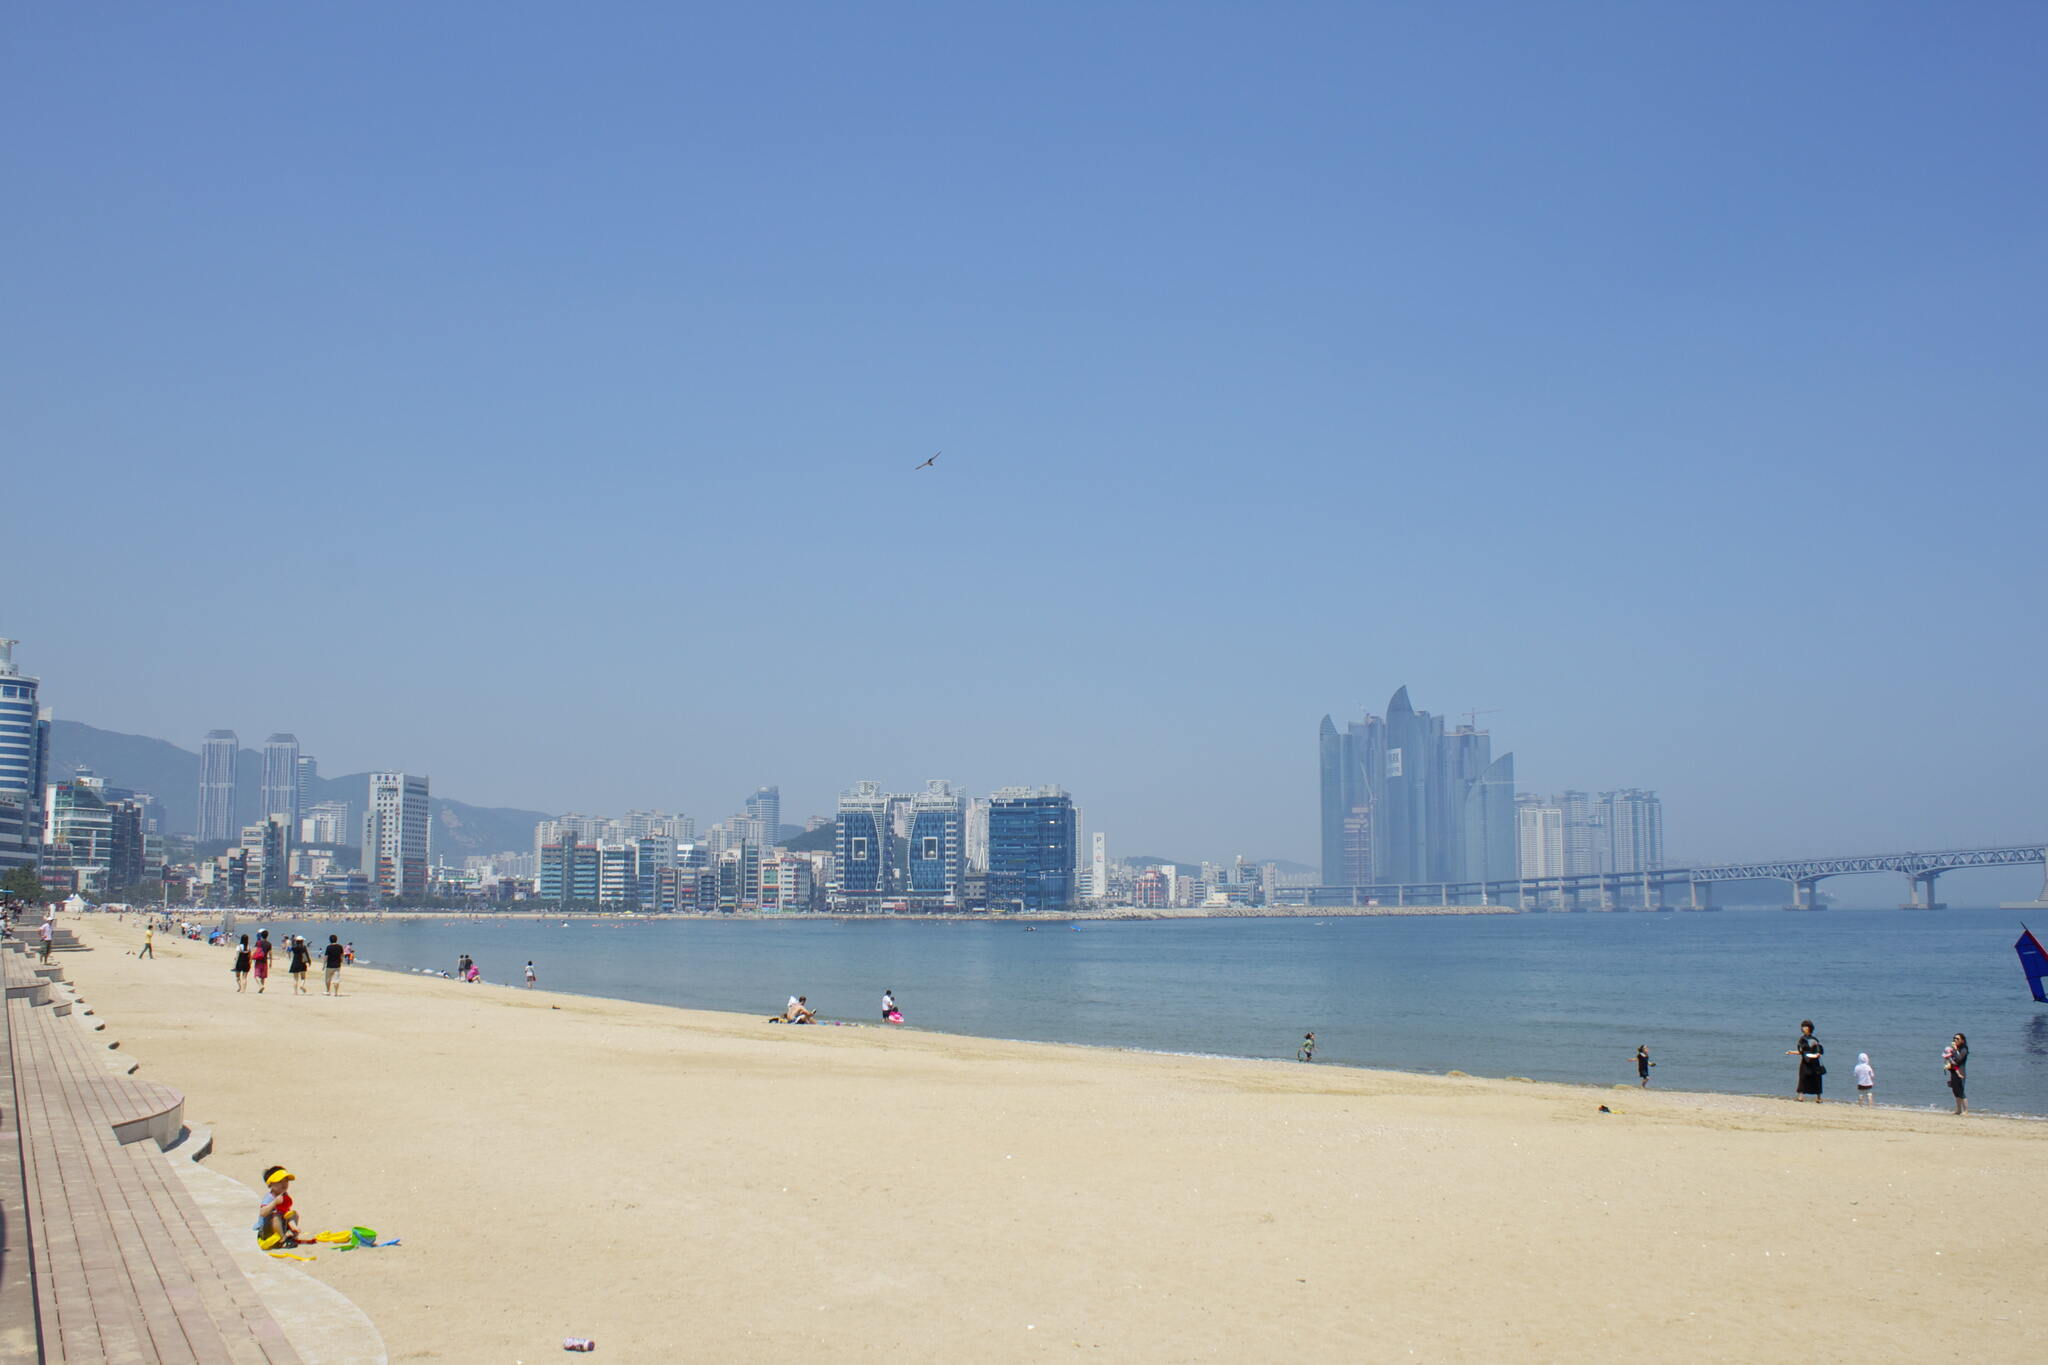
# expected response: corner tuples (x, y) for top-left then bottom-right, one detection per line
(1944, 1033), (1969, 1115)
(1635, 1044), (1655, 1087)
(1787, 1020), (1824, 1102)
(1298, 1032), (1317, 1063)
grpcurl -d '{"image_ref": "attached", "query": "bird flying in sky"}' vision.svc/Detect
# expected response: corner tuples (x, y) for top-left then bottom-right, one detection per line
(914, 452), (940, 470)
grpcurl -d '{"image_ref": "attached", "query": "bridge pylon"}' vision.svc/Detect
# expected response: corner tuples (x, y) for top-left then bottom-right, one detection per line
(1787, 875), (1829, 911)
(1901, 869), (1947, 911)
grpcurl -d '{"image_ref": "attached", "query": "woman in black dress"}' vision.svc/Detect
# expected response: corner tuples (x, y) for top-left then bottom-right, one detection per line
(232, 934), (251, 992)
(1786, 1020), (1824, 1101)
(1944, 1032), (1969, 1115)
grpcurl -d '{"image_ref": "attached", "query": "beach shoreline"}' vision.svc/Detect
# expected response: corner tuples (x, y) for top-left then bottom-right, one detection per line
(40, 913), (2048, 1361)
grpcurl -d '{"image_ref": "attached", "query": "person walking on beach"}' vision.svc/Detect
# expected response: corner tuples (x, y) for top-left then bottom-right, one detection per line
(524, 961), (537, 989)
(1854, 1052), (1875, 1105)
(1635, 1044), (1655, 1087)
(233, 934), (252, 991)
(39, 914), (54, 963)
(343, 942), (355, 965)
(251, 931), (271, 991)
(1787, 1020), (1825, 1101)
(288, 936), (312, 994)
(1943, 1033), (1969, 1115)
(1298, 1032), (1317, 1063)
(323, 935), (344, 996)
(139, 924), (154, 959)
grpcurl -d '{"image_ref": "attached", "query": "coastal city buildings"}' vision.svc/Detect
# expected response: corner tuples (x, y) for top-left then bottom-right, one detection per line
(1318, 688), (1517, 888)
(363, 772), (430, 899)
(0, 638), (48, 875)
(198, 729), (239, 841)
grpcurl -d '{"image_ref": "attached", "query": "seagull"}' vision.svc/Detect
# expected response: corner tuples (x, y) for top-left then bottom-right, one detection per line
(914, 451), (940, 470)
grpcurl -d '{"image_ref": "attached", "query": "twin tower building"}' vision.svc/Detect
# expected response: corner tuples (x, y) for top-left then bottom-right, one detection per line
(1318, 686), (1517, 889)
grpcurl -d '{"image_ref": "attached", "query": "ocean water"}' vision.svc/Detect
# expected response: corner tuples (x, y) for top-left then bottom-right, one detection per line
(246, 907), (2048, 1116)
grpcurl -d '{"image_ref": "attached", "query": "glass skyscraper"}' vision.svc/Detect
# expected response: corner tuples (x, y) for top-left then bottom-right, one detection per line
(199, 730), (240, 842)
(1318, 687), (1516, 887)
(985, 786), (1076, 914)
(0, 638), (46, 875)
(834, 781), (892, 909)
(907, 779), (964, 906)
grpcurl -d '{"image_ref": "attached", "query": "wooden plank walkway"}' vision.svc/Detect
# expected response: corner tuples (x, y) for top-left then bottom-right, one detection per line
(3, 945), (303, 1363)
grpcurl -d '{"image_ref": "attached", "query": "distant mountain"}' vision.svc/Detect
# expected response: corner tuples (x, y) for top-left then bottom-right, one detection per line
(46, 719), (547, 858)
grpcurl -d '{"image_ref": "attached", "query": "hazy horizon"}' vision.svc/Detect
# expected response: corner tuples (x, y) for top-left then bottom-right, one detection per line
(9, 4), (2044, 876)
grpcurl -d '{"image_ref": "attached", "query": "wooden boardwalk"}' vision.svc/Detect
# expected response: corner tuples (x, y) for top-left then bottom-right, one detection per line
(3, 941), (304, 1363)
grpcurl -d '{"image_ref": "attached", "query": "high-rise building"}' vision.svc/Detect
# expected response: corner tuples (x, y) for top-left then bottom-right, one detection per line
(746, 786), (782, 845)
(906, 780), (964, 908)
(1598, 789), (1664, 873)
(299, 801), (350, 846)
(833, 781), (892, 910)
(1515, 794), (1566, 878)
(1089, 831), (1109, 903)
(199, 730), (240, 842)
(986, 786), (1076, 914)
(261, 734), (301, 826)
(0, 637), (46, 875)
(538, 836), (601, 903)
(362, 772), (430, 900)
(295, 754), (319, 814)
(241, 817), (291, 901)
(1317, 688), (1516, 887)
(43, 775), (114, 892)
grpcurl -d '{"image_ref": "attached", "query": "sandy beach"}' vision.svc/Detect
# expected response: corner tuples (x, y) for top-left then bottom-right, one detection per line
(44, 915), (2048, 1362)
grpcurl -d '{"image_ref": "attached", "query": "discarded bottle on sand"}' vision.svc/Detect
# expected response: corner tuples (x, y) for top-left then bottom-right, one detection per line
(563, 1339), (596, 1352)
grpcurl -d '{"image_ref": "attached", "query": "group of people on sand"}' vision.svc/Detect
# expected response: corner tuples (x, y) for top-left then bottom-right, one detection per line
(774, 990), (905, 1025)
(230, 930), (350, 996)
(1785, 1020), (1972, 1115)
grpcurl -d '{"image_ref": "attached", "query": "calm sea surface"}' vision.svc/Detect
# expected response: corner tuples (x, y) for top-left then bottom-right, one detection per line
(248, 908), (2048, 1116)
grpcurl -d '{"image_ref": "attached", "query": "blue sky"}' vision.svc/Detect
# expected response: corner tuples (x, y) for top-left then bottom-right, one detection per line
(7, 2), (2045, 881)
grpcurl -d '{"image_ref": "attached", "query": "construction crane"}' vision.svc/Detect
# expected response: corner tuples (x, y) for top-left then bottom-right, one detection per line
(1461, 708), (1500, 730)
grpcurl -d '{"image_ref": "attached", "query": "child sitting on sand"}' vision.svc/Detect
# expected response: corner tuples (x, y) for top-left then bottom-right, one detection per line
(254, 1166), (301, 1248)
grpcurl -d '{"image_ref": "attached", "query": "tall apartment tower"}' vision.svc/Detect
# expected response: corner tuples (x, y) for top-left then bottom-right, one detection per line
(986, 786), (1077, 914)
(1515, 794), (1566, 878)
(746, 786), (782, 846)
(198, 730), (240, 842)
(362, 772), (430, 900)
(261, 734), (301, 825)
(1598, 789), (1664, 872)
(294, 754), (319, 814)
(1090, 831), (1109, 903)
(0, 638), (46, 874)
(907, 780), (965, 908)
(1318, 688), (1516, 887)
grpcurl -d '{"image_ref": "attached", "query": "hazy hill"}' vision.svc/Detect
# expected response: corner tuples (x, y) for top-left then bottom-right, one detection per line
(46, 719), (548, 858)
(778, 822), (835, 852)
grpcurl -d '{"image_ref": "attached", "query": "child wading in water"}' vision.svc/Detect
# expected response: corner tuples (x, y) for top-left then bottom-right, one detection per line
(1298, 1032), (1316, 1062)
(1636, 1044), (1655, 1087)
(254, 1166), (300, 1248)
(1854, 1052), (1875, 1105)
